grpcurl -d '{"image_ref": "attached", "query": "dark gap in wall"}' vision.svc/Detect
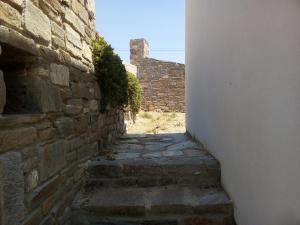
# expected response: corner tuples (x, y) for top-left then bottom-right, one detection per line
(0, 43), (40, 114)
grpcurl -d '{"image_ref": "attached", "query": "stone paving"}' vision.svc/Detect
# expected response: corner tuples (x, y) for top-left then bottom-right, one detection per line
(111, 133), (205, 160)
(72, 133), (235, 225)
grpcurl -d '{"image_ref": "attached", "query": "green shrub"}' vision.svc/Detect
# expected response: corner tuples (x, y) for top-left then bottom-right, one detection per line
(92, 36), (128, 112)
(127, 72), (143, 117)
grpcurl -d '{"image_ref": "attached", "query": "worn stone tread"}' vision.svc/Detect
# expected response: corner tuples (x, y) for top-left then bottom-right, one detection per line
(87, 134), (220, 188)
(87, 213), (235, 225)
(73, 186), (232, 217)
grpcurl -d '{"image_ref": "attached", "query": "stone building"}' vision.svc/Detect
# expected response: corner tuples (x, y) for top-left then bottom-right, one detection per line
(130, 39), (185, 112)
(0, 1), (125, 225)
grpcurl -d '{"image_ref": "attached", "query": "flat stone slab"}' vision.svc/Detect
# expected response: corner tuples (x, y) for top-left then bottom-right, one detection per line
(116, 153), (141, 160)
(73, 186), (232, 217)
(93, 134), (218, 168)
(99, 133), (210, 162)
(0, 152), (24, 225)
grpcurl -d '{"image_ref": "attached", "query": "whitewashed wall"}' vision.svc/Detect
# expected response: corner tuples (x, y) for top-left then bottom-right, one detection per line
(123, 61), (138, 77)
(186, 1), (300, 225)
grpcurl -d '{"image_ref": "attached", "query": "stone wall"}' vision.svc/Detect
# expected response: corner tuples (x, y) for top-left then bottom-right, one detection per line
(0, 1), (125, 225)
(130, 39), (185, 112)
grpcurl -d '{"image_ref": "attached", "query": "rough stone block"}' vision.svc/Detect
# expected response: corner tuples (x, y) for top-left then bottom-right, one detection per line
(0, 25), (38, 55)
(84, 27), (94, 43)
(27, 61), (50, 78)
(67, 98), (84, 106)
(65, 23), (82, 57)
(66, 151), (76, 162)
(0, 127), (37, 152)
(0, 160), (3, 225)
(54, 117), (74, 138)
(71, 83), (89, 98)
(64, 104), (83, 115)
(22, 146), (38, 160)
(77, 0), (85, 5)
(89, 100), (98, 112)
(78, 4), (89, 25)
(73, 167), (84, 181)
(71, 0), (80, 15)
(66, 41), (82, 58)
(39, 140), (68, 181)
(70, 57), (88, 72)
(37, 45), (60, 64)
(24, 0), (51, 43)
(39, 216), (55, 225)
(41, 193), (57, 217)
(86, 0), (95, 18)
(25, 169), (39, 192)
(34, 120), (52, 130)
(38, 128), (55, 141)
(0, 1), (22, 29)
(23, 157), (39, 174)
(52, 36), (66, 49)
(39, 0), (62, 23)
(27, 79), (62, 113)
(65, 23), (82, 48)
(77, 144), (92, 160)
(59, 206), (71, 225)
(69, 137), (84, 151)
(0, 152), (24, 225)
(2, 0), (23, 8)
(74, 116), (88, 135)
(64, 7), (85, 36)
(82, 41), (92, 62)
(183, 217), (225, 225)
(50, 64), (70, 87)
(28, 175), (63, 209)
(0, 70), (6, 114)
(51, 22), (65, 40)
(22, 208), (43, 225)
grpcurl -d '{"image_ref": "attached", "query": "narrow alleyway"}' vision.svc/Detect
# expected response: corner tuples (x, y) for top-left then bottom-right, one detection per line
(71, 133), (234, 225)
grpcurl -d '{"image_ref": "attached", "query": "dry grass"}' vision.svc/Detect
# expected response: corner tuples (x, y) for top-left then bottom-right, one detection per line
(128, 111), (186, 134)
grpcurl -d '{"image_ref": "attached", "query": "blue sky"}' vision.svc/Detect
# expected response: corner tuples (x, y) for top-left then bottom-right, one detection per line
(95, 0), (185, 64)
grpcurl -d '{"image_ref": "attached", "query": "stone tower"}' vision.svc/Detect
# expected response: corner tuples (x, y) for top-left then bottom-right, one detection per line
(130, 39), (149, 66)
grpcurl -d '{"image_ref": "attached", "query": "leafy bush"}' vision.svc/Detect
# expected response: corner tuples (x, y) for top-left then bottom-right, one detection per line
(127, 72), (143, 117)
(92, 36), (128, 112)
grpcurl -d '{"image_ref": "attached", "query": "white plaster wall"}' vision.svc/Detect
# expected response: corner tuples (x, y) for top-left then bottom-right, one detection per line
(123, 62), (138, 77)
(186, 0), (300, 225)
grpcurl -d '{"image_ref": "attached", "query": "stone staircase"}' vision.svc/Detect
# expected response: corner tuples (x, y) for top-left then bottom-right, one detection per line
(71, 133), (235, 225)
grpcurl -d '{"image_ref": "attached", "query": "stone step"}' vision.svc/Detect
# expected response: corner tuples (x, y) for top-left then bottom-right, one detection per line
(86, 154), (220, 189)
(84, 213), (234, 225)
(71, 186), (234, 225)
